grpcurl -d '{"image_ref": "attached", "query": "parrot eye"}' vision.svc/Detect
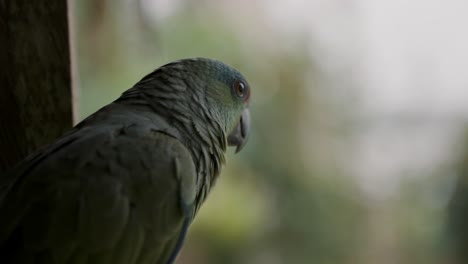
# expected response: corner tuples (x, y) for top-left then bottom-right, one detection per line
(234, 81), (247, 99)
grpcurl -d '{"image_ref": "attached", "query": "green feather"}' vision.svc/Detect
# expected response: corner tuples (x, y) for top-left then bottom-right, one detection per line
(0, 58), (250, 264)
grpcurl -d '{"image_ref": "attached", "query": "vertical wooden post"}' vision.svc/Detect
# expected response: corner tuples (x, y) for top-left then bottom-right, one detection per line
(0, 0), (73, 173)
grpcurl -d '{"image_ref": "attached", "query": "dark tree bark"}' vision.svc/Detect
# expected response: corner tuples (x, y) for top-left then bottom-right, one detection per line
(0, 0), (73, 173)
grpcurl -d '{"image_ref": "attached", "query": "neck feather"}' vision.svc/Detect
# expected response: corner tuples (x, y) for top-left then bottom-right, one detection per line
(119, 70), (227, 211)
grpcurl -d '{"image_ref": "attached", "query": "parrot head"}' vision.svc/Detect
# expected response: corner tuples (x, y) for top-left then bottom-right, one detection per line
(132, 58), (251, 154)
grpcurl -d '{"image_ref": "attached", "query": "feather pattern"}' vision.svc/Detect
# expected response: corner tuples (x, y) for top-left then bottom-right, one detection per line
(0, 58), (249, 264)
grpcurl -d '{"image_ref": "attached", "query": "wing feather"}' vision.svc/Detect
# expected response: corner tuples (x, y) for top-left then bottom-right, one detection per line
(0, 121), (197, 264)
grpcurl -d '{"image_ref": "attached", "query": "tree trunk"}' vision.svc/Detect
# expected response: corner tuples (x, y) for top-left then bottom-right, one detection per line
(0, 0), (73, 173)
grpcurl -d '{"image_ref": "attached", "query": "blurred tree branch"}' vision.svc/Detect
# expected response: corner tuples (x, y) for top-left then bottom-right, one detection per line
(0, 0), (73, 173)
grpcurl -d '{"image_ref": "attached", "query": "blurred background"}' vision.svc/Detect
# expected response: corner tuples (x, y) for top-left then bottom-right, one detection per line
(71, 0), (468, 263)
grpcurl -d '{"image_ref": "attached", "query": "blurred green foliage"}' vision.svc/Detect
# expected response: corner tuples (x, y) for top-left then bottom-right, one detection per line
(446, 131), (468, 264)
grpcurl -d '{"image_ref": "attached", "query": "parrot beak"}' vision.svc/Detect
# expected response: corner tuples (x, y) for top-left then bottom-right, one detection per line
(228, 108), (251, 153)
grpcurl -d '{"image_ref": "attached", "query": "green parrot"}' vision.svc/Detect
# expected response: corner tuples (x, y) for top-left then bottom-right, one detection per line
(0, 58), (251, 264)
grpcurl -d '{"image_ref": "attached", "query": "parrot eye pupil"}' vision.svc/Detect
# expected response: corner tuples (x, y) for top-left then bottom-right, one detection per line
(234, 81), (246, 98)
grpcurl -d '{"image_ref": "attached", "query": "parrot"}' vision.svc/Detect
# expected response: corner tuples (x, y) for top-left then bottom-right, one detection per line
(0, 58), (251, 264)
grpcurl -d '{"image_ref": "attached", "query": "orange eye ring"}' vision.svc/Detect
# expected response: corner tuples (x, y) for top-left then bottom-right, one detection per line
(234, 81), (246, 98)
